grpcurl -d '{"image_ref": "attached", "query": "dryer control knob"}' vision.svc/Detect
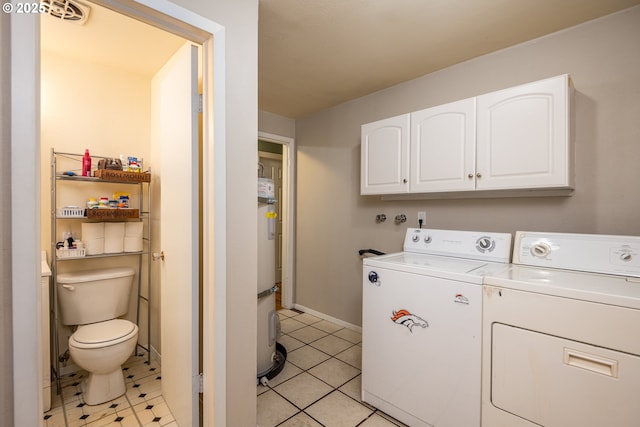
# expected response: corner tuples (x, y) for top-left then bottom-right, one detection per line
(531, 242), (551, 258)
(620, 252), (633, 262)
(412, 234), (420, 242)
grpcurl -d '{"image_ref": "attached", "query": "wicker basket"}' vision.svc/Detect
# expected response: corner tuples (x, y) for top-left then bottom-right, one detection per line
(86, 209), (139, 220)
(93, 169), (151, 183)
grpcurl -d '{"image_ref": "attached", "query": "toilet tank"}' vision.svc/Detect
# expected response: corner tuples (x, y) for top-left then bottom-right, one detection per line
(57, 267), (135, 325)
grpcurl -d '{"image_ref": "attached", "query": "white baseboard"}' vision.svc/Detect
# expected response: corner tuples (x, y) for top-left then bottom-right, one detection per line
(293, 304), (362, 333)
(150, 344), (161, 364)
(58, 362), (79, 377)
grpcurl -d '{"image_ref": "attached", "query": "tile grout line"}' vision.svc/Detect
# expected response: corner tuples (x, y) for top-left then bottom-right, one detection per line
(50, 352), (163, 427)
(265, 311), (370, 427)
(59, 378), (70, 427)
(273, 310), (407, 427)
(125, 389), (144, 427)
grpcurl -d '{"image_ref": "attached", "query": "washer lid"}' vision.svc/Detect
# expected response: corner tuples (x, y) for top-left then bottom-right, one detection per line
(73, 319), (136, 344)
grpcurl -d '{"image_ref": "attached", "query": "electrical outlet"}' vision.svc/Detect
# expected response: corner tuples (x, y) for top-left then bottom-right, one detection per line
(418, 211), (426, 224)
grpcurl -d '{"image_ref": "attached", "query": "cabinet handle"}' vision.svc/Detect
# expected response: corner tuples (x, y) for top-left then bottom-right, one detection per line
(468, 173), (474, 179)
(403, 179), (407, 183)
(476, 173), (482, 179)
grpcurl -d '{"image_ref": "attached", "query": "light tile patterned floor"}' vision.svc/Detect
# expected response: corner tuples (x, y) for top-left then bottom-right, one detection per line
(258, 309), (407, 427)
(45, 309), (405, 427)
(43, 352), (177, 427)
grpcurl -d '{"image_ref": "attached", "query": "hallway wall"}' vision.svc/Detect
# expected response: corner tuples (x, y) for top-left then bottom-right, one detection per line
(0, 10), (14, 423)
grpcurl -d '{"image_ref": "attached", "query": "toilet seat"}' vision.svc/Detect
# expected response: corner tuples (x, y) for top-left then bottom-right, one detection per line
(70, 319), (138, 349)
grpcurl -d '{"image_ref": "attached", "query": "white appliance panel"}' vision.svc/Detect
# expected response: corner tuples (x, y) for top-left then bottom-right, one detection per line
(362, 266), (482, 427)
(366, 252), (489, 284)
(514, 231), (640, 277)
(403, 228), (512, 263)
(488, 264), (640, 309)
(257, 203), (277, 376)
(491, 323), (640, 427)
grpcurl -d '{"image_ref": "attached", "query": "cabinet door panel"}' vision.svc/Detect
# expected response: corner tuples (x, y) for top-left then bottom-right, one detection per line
(361, 114), (410, 194)
(410, 98), (476, 192)
(476, 75), (571, 190)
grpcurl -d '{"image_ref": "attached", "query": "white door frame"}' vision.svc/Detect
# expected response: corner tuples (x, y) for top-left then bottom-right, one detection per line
(258, 131), (295, 309)
(11, 1), (227, 425)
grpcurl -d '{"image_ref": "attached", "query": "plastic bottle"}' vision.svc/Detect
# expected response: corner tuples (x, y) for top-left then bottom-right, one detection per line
(82, 149), (92, 176)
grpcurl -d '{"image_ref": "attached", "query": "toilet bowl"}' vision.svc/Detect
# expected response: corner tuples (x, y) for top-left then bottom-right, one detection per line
(68, 319), (138, 405)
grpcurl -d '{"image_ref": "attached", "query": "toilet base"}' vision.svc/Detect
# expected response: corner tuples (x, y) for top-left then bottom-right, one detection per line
(82, 369), (126, 405)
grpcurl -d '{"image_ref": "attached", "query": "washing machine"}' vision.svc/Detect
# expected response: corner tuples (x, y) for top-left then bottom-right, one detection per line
(362, 228), (512, 427)
(482, 231), (640, 427)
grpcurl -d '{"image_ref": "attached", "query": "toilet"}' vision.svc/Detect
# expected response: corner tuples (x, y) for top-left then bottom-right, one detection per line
(57, 267), (139, 405)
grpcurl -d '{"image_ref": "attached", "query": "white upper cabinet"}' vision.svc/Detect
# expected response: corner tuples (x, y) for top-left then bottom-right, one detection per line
(476, 74), (572, 190)
(361, 114), (410, 195)
(410, 98), (476, 192)
(360, 74), (573, 197)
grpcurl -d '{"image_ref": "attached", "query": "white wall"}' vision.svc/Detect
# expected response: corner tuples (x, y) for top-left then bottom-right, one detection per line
(40, 49), (155, 361)
(0, 10), (14, 423)
(259, 109), (296, 139)
(174, 1), (259, 425)
(295, 6), (640, 326)
(40, 51), (152, 252)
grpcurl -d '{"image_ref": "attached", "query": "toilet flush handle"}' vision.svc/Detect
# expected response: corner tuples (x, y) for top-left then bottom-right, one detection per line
(62, 284), (75, 291)
(152, 251), (165, 261)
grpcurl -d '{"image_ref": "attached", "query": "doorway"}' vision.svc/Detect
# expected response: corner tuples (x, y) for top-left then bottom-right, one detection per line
(11, 1), (227, 426)
(258, 132), (296, 310)
(41, 6), (199, 425)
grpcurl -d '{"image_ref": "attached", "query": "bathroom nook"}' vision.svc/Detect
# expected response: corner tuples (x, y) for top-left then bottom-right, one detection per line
(49, 150), (152, 406)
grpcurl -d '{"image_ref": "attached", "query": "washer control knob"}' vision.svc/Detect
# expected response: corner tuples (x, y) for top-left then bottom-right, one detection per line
(620, 252), (633, 262)
(412, 234), (420, 243)
(476, 237), (494, 252)
(424, 235), (432, 244)
(531, 242), (552, 258)
(368, 271), (380, 285)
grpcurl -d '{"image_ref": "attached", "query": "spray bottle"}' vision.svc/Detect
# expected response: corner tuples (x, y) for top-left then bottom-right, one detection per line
(82, 149), (91, 176)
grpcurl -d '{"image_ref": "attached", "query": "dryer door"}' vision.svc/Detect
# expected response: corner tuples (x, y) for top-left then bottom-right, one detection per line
(491, 323), (640, 427)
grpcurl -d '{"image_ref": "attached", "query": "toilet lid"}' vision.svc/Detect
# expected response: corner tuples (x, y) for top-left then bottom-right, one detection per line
(72, 319), (137, 346)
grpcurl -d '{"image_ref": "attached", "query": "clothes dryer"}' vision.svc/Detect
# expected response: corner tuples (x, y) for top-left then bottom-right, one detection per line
(482, 231), (640, 427)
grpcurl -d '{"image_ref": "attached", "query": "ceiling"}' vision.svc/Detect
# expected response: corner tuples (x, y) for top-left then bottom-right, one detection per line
(40, 2), (186, 78)
(42, 0), (640, 119)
